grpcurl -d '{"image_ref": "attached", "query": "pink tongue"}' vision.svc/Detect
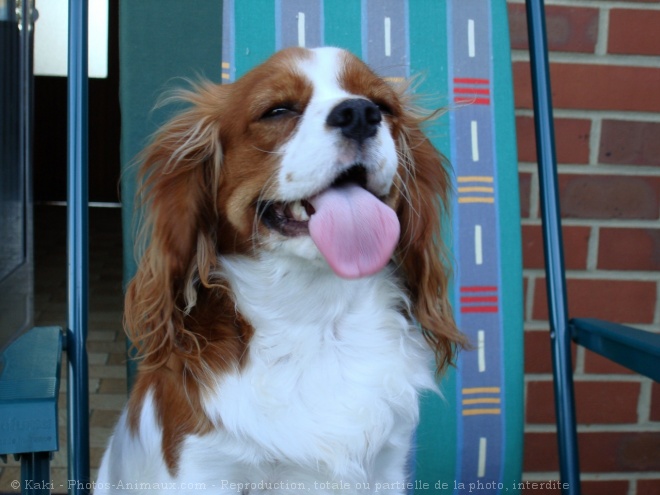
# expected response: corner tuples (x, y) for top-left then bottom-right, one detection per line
(308, 184), (400, 279)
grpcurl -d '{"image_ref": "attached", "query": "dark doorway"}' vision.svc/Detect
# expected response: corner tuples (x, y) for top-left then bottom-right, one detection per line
(33, 2), (120, 204)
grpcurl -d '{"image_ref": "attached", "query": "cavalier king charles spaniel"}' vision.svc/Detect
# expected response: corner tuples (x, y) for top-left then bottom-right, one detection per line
(97, 46), (464, 494)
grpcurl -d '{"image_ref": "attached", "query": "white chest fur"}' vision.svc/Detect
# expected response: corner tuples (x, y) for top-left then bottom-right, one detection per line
(194, 254), (436, 483)
(97, 254), (438, 494)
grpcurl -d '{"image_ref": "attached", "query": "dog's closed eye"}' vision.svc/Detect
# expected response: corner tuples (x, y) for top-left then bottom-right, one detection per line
(261, 104), (299, 120)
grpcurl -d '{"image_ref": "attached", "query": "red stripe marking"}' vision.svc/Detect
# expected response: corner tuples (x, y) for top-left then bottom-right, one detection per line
(461, 286), (498, 293)
(454, 97), (491, 105)
(461, 306), (499, 314)
(454, 87), (490, 95)
(460, 296), (499, 303)
(454, 77), (490, 85)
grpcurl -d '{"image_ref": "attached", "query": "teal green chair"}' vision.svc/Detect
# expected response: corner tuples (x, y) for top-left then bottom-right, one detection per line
(119, 1), (524, 492)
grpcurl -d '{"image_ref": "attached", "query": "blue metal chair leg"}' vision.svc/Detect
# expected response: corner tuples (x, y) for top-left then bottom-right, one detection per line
(525, 1), (581, 494)
(67, 0), (91, 493)
(20, 452), (52, 495)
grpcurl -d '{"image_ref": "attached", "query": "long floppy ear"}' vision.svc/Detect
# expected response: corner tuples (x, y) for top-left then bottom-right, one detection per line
(396, 122), (467, 373)
(125, 83), (225, 369)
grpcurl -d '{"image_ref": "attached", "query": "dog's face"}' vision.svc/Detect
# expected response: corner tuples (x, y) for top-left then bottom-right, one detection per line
(204, 47), (404, 277)
(129, 46), (462, 371)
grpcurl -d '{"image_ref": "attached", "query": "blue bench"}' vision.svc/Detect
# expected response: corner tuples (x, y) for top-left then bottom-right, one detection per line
(0, 326), (63, 495)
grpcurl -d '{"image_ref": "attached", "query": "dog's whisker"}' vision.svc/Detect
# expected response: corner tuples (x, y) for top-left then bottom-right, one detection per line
(251, 173), (281, 250)
(251, 144), (286, 156)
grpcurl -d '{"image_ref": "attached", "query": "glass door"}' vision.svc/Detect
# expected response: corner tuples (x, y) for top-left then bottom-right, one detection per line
(0, 0), (36, 350)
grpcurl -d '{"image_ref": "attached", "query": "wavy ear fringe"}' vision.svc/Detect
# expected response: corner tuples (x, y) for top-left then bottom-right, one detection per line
(396, 115), (468, 374)
(124, 82), (226, 370)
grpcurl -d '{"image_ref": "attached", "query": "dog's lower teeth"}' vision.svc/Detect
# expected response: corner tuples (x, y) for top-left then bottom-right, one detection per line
(289, 201), (310, 222)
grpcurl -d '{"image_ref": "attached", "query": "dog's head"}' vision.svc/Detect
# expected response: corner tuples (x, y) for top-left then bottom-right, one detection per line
(126, 47), (463, 372)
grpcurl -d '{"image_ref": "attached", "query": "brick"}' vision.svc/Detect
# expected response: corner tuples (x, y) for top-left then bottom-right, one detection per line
(516, 116), (591, 164)
(523, 432), (560, 472)
(90, 409), (123, 428)
(98, 378), (128, 394)
(107, 352), (128, 366)
(599, 120), (660, 167)
(516, 117), (536, 163)
(526, 380), (641, 425)
(582, 480), (629, 495)
(520, 480), (630, 495)
(525, 431), (660, 472)
(598, 228), (660, 271)
(533, 278), (657, 324)
(522, 225), (590, 270)
(638, 479), (660, 495)
(513, 62), (660, 113)
(0, 468), (21, 492)
(524, 330), (550, 374)
(518, 481), (563, 495)
(526, 382), (556, 423)
(609, 9), (660, 56)
(651, 381), (660, 422)
(519, 172), (532, 218)
(508, 4), (599, 53)
(584, 348), (634, 375)
(558, 174), (660, 220)
(524, 329), (578, 375)
(583, 432), (660, 472)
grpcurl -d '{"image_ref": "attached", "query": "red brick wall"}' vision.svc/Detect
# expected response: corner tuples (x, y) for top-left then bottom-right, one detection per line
(508, 1), (660, 493)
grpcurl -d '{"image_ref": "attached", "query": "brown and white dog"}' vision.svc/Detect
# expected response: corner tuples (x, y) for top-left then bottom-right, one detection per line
(97, 47), (464, 494)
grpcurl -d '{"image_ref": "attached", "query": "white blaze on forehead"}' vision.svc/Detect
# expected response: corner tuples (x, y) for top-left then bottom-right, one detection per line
(298, 47), (353, 103)
(275, 48), (354, 201)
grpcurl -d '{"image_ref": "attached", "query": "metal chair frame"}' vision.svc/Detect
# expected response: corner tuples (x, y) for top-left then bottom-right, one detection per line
(526, 2), (660, 494)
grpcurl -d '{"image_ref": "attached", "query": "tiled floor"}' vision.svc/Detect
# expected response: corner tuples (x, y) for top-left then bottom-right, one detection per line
(0, 206), (127, 493)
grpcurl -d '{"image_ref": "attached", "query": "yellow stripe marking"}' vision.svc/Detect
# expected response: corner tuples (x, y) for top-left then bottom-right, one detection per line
(458, 176), (494, 183)
(462, 398), (501, 405)
(463, 408), (502, 416)
(457, 186), (494, 193)
(458, 197), (495, 204)
(221, 61), (230, 69)
(463, 387), (501, 395)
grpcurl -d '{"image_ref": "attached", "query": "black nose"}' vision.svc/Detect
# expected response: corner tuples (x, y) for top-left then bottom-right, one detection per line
(326, 98), (382, 145)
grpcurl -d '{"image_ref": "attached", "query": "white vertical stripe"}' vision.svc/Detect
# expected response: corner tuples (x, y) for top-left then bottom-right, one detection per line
(297, 12), (306, 47)
(477, 330), (486, 372)
(384, 17), (392, 57)
(478, 437), (487, 477)
(471, 120), (480, 162)
(474, 224), (483, 266)
(468, 19), (476, 58)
